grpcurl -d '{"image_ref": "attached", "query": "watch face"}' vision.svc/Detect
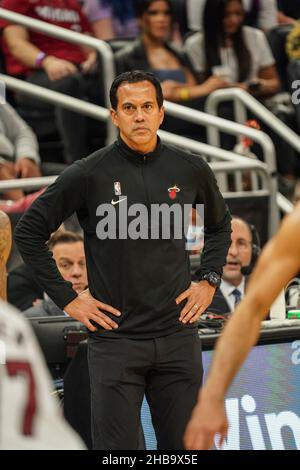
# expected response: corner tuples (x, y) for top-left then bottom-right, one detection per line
(203, 272), (221, 286)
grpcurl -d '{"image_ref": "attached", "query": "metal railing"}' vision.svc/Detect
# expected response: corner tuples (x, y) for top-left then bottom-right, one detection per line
(163, 100), (278, 192)
(0, 159), (275, 237)
(0, 7), (116, 143)
(0, 161), (269, 191)
(0, 74), (110, 120)
(276, 193), (294, 214)
(164, 100), (277, 175)
(0, 73), (282, 232)
(0, 9), (278, 172)
(205, 88), (300, 156)
(1, 75), (279, 176)
(0, 74), (280, 234)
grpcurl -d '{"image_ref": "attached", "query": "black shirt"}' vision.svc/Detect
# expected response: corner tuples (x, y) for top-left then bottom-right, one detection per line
(15, 138), (231, 339)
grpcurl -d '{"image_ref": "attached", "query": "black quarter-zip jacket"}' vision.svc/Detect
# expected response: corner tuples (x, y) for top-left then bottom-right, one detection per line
(15, 137), (231, 339)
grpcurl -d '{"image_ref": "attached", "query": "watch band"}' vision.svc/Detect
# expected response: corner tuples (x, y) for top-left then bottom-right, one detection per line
(200, 272), (221, 288)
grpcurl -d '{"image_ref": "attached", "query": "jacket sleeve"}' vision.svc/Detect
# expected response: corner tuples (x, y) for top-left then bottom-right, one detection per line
(193, 158), (232, 279)
(14, 161), (86, 310)
(1, 104), (40, 164)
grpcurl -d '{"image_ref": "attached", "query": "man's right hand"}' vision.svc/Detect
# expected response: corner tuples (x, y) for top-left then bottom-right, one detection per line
(64, 290), (121, 332)
(42, 56), (78, 81)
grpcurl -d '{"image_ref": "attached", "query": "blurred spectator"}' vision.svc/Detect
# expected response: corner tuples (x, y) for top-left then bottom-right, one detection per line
(23, 230), (87, 317)
(187, 0), (278, 33)
(0, 0), (104, 163)
(83, 0), (139, 39)
(115, 0), (228, 103)
(277, 0), (300, 25)
(184, 0), (300, 183)
(0, 103), (41, 201)
(207, 216), (258, 316)
(185, 0), (280, 98)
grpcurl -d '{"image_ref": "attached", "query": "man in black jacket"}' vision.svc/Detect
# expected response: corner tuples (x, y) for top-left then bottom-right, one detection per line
(15, 70), (231, 450)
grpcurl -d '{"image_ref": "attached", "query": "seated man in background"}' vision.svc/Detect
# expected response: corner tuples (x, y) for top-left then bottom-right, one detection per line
(0, 103), (41, 201)
(23, 230), (87, 317)
(207, 216), (260, 316)
(0, 0), (104, 163)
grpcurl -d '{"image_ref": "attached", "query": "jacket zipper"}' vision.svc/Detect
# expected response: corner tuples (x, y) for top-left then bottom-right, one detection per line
(141, 155), (151, 208)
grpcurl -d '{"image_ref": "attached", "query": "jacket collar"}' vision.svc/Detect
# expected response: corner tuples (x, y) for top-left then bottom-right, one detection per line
(115, 135), (162, 164)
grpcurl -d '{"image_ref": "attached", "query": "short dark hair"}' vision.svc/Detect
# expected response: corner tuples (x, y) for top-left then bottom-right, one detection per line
(135, 0), (174, 19)
(48, 230), (83, 251)
(110, 70), (164, 110)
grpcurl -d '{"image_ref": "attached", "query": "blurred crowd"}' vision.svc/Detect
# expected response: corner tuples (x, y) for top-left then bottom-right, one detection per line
(0, 1), (299, 197)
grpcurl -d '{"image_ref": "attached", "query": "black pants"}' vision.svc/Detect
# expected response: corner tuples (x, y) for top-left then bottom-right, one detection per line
(88, 328), (203, 450)
(18, 69), (105, 163)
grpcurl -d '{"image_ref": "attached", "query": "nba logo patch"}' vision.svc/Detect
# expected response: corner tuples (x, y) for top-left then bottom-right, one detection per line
(114, 182), (122, 196)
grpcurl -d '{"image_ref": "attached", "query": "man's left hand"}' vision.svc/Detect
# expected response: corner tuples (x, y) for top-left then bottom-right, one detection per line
(15, 158), (41, 178)
(176, 281), (216, 324)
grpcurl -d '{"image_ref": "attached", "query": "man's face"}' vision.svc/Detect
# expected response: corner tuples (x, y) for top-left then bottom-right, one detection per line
(52, 242), (87, 295)
(110, 80), (164, 153)
(223, 218), (252, 285)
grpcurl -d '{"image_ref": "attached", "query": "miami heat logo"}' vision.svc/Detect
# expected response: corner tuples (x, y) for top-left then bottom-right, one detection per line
(168, 185), (180, 200)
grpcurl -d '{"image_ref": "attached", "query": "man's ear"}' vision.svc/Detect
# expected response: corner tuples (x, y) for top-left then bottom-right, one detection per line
(110, 108), (119, 128)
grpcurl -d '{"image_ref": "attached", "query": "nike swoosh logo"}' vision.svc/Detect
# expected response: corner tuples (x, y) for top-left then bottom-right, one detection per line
(111, 198), (127, 206)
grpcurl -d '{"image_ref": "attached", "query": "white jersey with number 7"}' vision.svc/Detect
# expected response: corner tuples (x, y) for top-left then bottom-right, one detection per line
(0, 301), (85, 450)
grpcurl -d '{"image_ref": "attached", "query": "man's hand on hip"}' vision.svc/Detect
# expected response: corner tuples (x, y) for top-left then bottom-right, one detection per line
(64, 290), (121, 332)
(176, 281), (216, 324)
